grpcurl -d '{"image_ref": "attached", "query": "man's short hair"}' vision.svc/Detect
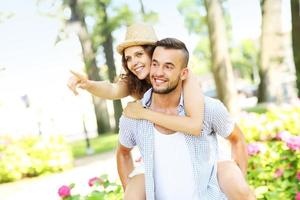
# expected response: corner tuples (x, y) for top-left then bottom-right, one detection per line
(155, 38), (189, 67)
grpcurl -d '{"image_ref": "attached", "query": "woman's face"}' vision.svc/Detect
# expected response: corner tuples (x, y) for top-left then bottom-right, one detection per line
(124, 46), (152, 80)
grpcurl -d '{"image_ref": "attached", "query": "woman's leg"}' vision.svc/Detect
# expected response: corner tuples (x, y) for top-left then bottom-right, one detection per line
(124, 174), (146, 200)
(217, 161), (256, 200)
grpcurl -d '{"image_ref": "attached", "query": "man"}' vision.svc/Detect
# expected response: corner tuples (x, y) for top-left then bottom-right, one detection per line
(117, 38), (251, 199)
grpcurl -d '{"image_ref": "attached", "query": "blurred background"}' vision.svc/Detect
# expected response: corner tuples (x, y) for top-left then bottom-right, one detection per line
(0, 0), (300, 199)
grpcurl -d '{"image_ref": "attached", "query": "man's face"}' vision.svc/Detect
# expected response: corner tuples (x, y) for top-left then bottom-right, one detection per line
(150, 46), (188, 94)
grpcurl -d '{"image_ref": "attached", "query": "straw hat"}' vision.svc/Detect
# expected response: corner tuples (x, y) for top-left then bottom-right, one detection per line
(116, 23), (158, 54)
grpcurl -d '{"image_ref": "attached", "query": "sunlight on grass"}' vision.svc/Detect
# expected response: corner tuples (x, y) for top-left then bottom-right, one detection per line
(70, 133), (118, 158)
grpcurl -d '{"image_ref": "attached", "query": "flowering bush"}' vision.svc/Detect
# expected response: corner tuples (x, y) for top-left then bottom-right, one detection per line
(242, 105), (300, 199)
(57, 175), (122, 200)
(239, 106), (300, 142)
(0, 135), (73, 183)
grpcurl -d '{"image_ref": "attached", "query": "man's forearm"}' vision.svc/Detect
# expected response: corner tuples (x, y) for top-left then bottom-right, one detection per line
(116, 149), (134, 190)
(231, 140), (248, 176)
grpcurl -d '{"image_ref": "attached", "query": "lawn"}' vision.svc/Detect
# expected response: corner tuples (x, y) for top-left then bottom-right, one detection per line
(69, 133), (119, 159)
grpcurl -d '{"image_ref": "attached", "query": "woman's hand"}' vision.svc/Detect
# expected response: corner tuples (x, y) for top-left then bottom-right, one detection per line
(123, 100), (146, 119)
(67, 70), (91, 95)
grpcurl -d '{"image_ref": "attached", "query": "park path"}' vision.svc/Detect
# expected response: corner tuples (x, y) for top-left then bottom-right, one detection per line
(0, 150), (118, 200)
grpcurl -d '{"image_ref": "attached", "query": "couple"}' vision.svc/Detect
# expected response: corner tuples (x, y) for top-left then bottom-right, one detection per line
(68, 23), (255, 199)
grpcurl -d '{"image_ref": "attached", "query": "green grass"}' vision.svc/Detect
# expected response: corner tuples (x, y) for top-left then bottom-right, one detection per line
(69, 133), (118, 159)
(243, 104), (268, 114)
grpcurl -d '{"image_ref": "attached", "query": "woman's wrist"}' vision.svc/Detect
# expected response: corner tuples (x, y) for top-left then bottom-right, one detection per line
(140, 107), (150, 120)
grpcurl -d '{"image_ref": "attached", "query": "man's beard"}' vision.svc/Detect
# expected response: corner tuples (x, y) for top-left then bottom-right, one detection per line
(152, 76), (180, 94)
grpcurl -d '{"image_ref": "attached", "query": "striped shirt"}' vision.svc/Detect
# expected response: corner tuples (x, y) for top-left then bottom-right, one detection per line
(119, 88), (234, 200)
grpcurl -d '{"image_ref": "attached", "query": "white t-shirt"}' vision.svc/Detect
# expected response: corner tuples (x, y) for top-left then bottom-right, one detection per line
(154, 128), (199, 200)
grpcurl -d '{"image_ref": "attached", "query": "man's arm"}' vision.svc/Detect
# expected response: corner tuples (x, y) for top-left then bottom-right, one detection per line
(227, 125), (248, 176)
(116, 142), (134, 191)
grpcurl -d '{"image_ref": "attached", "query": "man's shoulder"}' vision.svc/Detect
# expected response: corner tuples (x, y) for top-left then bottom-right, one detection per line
(204, 96), (223, 108)
(203, 96), (228, 120)
(120, 115), (139, 123)
(119, 115), (140, 128)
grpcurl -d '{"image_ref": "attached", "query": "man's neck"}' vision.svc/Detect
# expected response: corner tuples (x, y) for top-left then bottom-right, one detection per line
(151, 86), (182, 111)
(149, 86), (182, 134)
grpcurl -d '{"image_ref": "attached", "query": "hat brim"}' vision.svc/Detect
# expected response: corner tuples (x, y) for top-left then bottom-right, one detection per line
(116, 40), (157, 55)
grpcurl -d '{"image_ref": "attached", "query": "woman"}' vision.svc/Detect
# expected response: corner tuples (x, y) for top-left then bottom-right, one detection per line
(68, 23), (253, 199)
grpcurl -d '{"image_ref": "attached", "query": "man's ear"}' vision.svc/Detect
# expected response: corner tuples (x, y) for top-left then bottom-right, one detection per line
(180, 67), (189, 80)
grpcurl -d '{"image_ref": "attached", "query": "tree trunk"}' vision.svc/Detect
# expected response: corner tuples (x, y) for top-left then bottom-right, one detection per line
(258, 0), (286, 102)
(99, 2), (123, 132)
(291, 0), (300, 97)
(204, 0), (239, 115)
(139, 0), (146, 15)
(68, 0), (111, 134)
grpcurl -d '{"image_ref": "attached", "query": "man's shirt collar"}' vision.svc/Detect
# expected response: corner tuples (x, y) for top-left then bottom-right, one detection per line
(141, 88), (184, 113)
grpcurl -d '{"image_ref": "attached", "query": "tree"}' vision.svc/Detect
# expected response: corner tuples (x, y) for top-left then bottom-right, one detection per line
(67, 0), (111, 134)
(257, 0), (287, 102)
(204, 0), (239, 114)
(93, 1), (128, 132)
(178, 0), (239, 114)
(291, 0), (300, 96)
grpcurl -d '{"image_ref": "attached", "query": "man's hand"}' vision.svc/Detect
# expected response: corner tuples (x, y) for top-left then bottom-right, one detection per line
(123, 100), (146, 119)
(67, 70), (90, 95)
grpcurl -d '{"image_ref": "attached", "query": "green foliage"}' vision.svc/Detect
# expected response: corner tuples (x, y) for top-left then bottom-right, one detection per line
(177, 0), (207, 35)
(190, 38), (211, 75)
(88, 1), (135, 47)
(178, 0), (211, 75)
(0, 135), (73, 183)
(70, 133), (118, 158)
(141, 11), (159, 24)
(231, 39), (259, 82)
(243, 104), (268, 114)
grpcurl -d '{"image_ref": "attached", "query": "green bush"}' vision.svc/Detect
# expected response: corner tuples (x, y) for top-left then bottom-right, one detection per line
(241, 104), (300, 199)
(0, 135), (73, 183)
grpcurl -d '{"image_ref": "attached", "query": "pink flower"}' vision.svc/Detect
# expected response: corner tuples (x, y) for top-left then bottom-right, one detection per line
(274, 168), (283, 178)
(58, 185), (71, 198)
(247, 143), (260, 156)
(276, 131), (291, 142)
(286, 136), (300, 151)
(88, 177), (102, 187)
(296, 192), (300, 200)
(297, 172), (300, 181)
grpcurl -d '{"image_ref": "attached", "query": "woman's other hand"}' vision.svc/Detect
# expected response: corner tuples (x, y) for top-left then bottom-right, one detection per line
(123, 100), (146, 119)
